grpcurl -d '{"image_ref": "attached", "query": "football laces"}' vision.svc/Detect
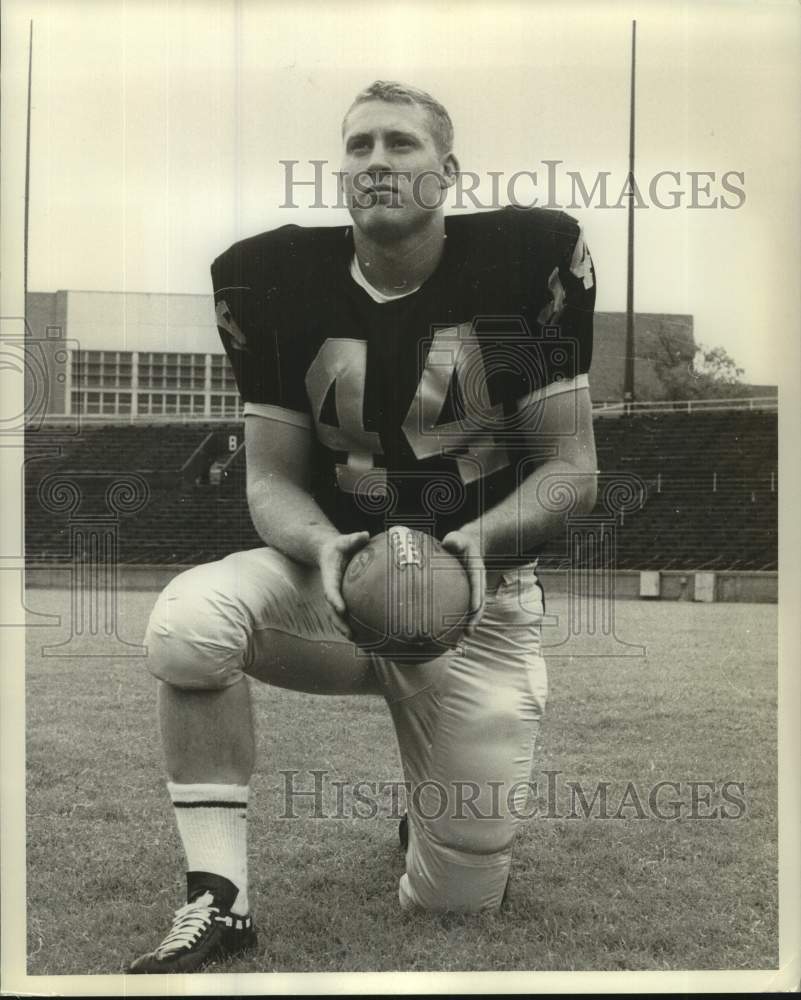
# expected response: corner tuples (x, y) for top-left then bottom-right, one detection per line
(390, 526), (424, 568)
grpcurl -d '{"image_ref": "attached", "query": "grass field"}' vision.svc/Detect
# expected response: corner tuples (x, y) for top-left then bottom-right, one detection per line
(25, 586), (778, 975)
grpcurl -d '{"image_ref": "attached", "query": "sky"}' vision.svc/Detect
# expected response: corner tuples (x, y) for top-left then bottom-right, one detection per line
(2, 0), (800, 385)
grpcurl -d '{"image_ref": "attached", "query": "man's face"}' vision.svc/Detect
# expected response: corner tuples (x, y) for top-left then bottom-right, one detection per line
(341, 100), (456, 241)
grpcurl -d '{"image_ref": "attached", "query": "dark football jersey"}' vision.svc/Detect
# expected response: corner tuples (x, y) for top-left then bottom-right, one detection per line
(212, 206), (595, 547)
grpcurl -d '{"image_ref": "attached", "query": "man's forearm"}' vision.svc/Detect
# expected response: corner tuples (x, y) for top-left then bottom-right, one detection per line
(247, 475), (339, 567)
(461, 459), (598, 562)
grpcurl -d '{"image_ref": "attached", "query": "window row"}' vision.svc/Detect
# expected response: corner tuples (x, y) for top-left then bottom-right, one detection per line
(137, 393), (208, 416)
(75, 351), (207, 365)
(70, 352), (237, 390)
(70, 391), (242, 417)
(138, 352), (207, 365)
(137, 370), (207, 390)
(71, 391), (134, 415)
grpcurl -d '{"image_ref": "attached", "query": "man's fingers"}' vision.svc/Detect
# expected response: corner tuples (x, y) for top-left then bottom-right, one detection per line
(469, 568), (486, 613)
(324, 590), (346, 617)
(442, 531), (485, 633)
(330, 611), (353, 640)
(323, 592), (352, 639)
(320, 566), (351, 634)
(320, 564), (346, 615)
(317, 533), (370, 640)
(441, 536), (466, 563)
(340, 530), (370, 555)
(465, 553), (486, 633)
(327, 533), (368, 607)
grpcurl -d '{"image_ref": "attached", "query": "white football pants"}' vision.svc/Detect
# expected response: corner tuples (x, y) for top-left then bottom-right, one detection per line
(144, 547), (548, 912)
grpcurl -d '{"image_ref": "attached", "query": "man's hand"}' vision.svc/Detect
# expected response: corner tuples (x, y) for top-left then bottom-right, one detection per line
(442, 528), (485, 633)
(317, 531), (371, 636)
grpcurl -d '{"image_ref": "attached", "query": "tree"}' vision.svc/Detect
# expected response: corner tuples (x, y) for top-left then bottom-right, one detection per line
(653, 333), (747, 401)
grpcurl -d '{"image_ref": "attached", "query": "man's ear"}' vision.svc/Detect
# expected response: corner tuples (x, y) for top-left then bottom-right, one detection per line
(440, 152), (460, 188)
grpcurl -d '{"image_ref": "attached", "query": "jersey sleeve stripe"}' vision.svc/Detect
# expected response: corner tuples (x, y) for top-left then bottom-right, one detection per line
(515, 372), (590, 409)
(243, 402), (313, 429)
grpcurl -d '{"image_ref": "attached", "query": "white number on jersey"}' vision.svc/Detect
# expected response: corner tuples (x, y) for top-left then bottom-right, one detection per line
(305, 330), (510, 495)
(401, 326), (510, 485)
(304, 339), (384, 493)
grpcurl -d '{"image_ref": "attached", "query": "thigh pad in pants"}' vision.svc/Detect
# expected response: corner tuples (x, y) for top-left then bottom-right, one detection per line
(373, 565), (548, 912)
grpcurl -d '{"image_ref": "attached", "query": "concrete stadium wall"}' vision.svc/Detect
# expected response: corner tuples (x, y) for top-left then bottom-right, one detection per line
(537, 569), (778, 604)
(25, 291), (70, 417)
(25, 564), (778, 603)
(65, 290), (219, 354)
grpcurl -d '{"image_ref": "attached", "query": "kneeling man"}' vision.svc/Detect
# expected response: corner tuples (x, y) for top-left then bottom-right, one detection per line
(130, 80), (597, 974)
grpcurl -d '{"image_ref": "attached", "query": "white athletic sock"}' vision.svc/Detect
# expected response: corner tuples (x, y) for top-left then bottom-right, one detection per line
(168, 782), (250, 916)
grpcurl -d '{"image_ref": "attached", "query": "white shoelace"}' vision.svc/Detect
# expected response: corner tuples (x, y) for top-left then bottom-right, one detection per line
(154, 891), (219, 958)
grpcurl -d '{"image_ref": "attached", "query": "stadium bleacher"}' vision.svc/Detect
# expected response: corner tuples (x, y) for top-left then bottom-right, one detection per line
(587, 409), (778, 571)
(24, 410), (778, 572)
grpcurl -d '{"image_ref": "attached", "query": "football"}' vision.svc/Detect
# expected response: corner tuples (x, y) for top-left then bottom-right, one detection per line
(342, 526), (471, 662)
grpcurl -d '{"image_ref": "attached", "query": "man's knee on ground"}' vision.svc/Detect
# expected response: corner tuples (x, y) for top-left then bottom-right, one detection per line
(144, 562), (251, 690)
(399, 834), (512, 913)
(415, 787), (517, 861)
(403, 793), (518, 912)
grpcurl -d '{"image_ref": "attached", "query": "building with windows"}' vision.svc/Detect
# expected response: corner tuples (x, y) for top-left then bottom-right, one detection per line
(26, 290), (242, 419)
(69, 349), (240, 418)
(24, 289), (697, 421)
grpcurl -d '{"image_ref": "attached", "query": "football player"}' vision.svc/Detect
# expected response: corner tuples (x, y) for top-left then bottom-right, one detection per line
(129, 80), (597, 974)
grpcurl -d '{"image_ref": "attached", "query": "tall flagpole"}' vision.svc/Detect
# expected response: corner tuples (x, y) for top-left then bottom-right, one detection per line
(24, 19), (33, 326)
(623, 19), (636, 405)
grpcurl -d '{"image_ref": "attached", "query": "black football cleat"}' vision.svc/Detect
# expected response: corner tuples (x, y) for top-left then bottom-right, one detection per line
(127, 871), (256, 974)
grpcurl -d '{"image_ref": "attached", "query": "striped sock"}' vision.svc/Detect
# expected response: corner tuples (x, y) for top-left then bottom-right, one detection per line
(168, 782), (250, 916)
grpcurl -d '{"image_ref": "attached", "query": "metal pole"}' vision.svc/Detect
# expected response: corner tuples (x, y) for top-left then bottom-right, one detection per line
(24, 20), (33, 324)
(623, 20), (636, 405)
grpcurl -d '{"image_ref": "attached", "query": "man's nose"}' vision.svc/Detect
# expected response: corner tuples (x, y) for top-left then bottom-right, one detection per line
(365, 142), (391, 176)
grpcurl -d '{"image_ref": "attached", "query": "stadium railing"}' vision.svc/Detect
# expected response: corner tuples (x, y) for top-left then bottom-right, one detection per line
(30, 395), (779, 425)
(592, 396), (778, 417)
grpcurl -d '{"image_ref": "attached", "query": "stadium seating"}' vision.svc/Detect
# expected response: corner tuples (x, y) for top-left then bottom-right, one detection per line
(587, 410), (777, 570)
(24, 411), (778, 572)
